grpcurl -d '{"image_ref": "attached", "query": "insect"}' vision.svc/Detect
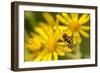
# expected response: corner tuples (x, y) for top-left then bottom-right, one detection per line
(63, 34), (74, 49)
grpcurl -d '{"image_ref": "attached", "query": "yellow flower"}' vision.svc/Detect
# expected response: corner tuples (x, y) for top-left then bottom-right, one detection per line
(56, 13), (90, 44)
(42, 12), (59, 30)
(25, 23), (72, 61)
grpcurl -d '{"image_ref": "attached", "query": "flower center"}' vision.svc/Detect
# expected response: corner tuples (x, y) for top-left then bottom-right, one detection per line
(70, 20), (80, 32)
(46, 37), (56, 52)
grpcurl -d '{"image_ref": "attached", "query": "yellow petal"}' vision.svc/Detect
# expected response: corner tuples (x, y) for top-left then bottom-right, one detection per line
(24, 52), (34, 61)
(54, 28), (62, 41)
(65, 30), (73, 36)
(25, 37), (41, 51)
(53, 52), (58, 60)
(32, 37), (41, 46)
(73, 31), (80, 37)
(70, 13), (78, 21)
(47, 52), (52, 61)
(42, 52), (51, 61)
(56, 48), (65, 56)
(34, 35), (46, 44)
(57, 42), (66, 46)
(34, 50), (47, 61)
(48, 25), (54, 36)
(39, 23), (53, 37)
(26, 44), (40, 51)
(58, 25), (68, 31)
(61, 13), (72, 22)
(56, 14), (69, 25)
(42, 13), (55, 26)
(79, 29), (89, 38)
(35, 27), (48, 40)
(73, 32), (82, 44)
(80, 26), (90, 30)
(63, 47), (72, 52)
(79, 14), (90, 25)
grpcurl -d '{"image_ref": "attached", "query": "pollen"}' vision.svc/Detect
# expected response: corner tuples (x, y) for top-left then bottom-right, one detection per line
(70, 20), (80, 32)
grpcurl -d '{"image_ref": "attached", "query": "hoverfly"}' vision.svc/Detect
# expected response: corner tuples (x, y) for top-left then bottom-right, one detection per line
(63, 33), (74, 49)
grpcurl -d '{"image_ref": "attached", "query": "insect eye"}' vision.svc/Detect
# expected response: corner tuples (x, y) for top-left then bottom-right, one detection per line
(63, 34), (67, 38)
